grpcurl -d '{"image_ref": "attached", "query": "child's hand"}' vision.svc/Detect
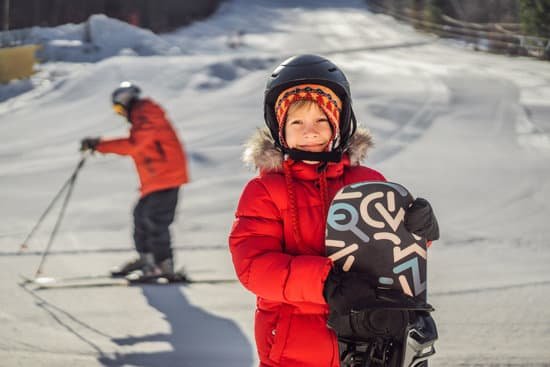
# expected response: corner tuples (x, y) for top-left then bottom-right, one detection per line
(323, 270), (376, 315)
(404, 198), (440, 241)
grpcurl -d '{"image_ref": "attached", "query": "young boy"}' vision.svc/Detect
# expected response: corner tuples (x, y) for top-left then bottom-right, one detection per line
(80, 81), (189, 278)
(228, 55), (439, 367)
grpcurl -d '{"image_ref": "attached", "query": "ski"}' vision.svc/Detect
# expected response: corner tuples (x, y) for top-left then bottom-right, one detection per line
(19, 273), (237, 290)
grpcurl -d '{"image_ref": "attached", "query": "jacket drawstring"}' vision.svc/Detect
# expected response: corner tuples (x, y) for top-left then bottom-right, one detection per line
(284, 160), (303, 245)
(284, 160), (332, 246)
(318, 164), (330, 221)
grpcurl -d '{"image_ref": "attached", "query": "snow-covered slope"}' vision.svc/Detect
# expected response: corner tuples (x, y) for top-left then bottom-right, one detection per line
(1, 0), (549, 365)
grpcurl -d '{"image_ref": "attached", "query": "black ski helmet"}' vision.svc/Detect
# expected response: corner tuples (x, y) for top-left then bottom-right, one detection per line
(264, 54), (357, 161)
(111, 81), (141, 112)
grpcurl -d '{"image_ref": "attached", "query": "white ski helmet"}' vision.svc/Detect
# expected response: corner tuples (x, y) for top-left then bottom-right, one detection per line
(111, 81), (141, 112)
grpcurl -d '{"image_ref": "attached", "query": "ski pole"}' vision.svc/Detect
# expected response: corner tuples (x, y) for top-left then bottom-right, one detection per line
(33, 153), (88, 277)
(19, 154), (88, 253)
(19, 175), (75, 253)
(34, 156), (88, 276)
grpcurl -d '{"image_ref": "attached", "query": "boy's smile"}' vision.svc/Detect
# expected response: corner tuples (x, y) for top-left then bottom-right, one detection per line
(284, 102), (333, 153)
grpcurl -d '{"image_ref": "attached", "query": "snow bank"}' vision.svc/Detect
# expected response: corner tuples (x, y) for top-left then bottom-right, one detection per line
(0, 14), (185, 65)
(31, 14), (183, 62)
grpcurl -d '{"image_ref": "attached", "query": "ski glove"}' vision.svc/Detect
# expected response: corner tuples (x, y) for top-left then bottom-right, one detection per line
(80, 137), (100, 152)
(323, 269), (431, 315)
(404, 197), (440, 241)
(323, 270), (376, 315)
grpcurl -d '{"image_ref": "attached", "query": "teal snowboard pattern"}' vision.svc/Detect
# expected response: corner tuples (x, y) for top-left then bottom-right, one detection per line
(326, 181), (428, 300)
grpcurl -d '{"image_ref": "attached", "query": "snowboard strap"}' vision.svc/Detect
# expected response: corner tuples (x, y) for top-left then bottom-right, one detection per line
(332, 309), (437, 367)
(340, 337), (400, 367)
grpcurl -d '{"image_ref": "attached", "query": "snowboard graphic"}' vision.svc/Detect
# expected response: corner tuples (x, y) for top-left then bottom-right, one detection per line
(326, 181), (428, 301)
(325, 181), (437, 367)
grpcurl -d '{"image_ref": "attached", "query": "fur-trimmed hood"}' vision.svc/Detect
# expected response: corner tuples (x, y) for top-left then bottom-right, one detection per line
(242, 127), (374, 171)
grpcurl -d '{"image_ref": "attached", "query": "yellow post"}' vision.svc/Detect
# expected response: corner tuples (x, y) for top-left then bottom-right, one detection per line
(0, 44), (41, 84)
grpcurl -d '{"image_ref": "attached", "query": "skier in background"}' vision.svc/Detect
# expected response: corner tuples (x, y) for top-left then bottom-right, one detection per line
(80, 81), (189, 279)
(228, 55), (439, 366)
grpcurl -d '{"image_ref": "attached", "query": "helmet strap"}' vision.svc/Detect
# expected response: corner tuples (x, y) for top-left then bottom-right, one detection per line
(286, 148), (342, 163)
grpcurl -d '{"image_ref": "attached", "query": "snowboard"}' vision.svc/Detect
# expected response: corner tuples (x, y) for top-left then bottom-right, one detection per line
(325, 181), (436, 367)
(326, 181), (428, 300)
(20, 272), (237, 290)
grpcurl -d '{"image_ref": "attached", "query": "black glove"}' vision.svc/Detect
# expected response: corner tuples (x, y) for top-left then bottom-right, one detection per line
(323, 270), (376, 315)
(80, 137), (100, 152)
(373, 288), (431, 310)
(404, 197), (440, 241)
(324, 269), (431, 315)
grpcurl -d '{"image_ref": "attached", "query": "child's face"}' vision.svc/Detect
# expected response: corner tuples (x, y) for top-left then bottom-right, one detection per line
(284, 102), (333, 153)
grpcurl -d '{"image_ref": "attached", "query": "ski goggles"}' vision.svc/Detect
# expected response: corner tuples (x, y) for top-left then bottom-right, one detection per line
(112, 103), (126, 115)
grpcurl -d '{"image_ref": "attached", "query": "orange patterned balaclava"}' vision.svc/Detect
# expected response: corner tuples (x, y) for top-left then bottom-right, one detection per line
(275, 84), (342, 148)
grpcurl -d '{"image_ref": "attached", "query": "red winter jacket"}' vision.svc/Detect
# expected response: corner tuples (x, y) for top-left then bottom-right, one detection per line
(96, 99), (189, 197)
(229, 128), (385, 367)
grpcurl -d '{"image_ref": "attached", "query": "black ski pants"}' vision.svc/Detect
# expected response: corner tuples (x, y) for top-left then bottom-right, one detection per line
(133, 187), (179, 263)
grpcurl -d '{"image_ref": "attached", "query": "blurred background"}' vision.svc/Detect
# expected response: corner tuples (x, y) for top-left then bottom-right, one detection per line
(1, 0), (549, 56)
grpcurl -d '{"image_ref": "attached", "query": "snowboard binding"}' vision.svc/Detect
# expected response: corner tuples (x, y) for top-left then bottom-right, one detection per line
(333, 308), (438, 367)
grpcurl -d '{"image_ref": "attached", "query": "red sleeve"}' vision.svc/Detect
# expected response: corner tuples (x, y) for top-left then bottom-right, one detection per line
(229, 178), (332, 304)
(95, 137), (134, 156)
(95, 119), (156, 156)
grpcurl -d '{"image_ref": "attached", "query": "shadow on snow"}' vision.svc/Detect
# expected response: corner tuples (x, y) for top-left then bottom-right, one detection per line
(99, 285), (254, 367)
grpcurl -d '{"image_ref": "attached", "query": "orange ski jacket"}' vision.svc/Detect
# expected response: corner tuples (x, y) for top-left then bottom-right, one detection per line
(96, 99), (189, 196)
